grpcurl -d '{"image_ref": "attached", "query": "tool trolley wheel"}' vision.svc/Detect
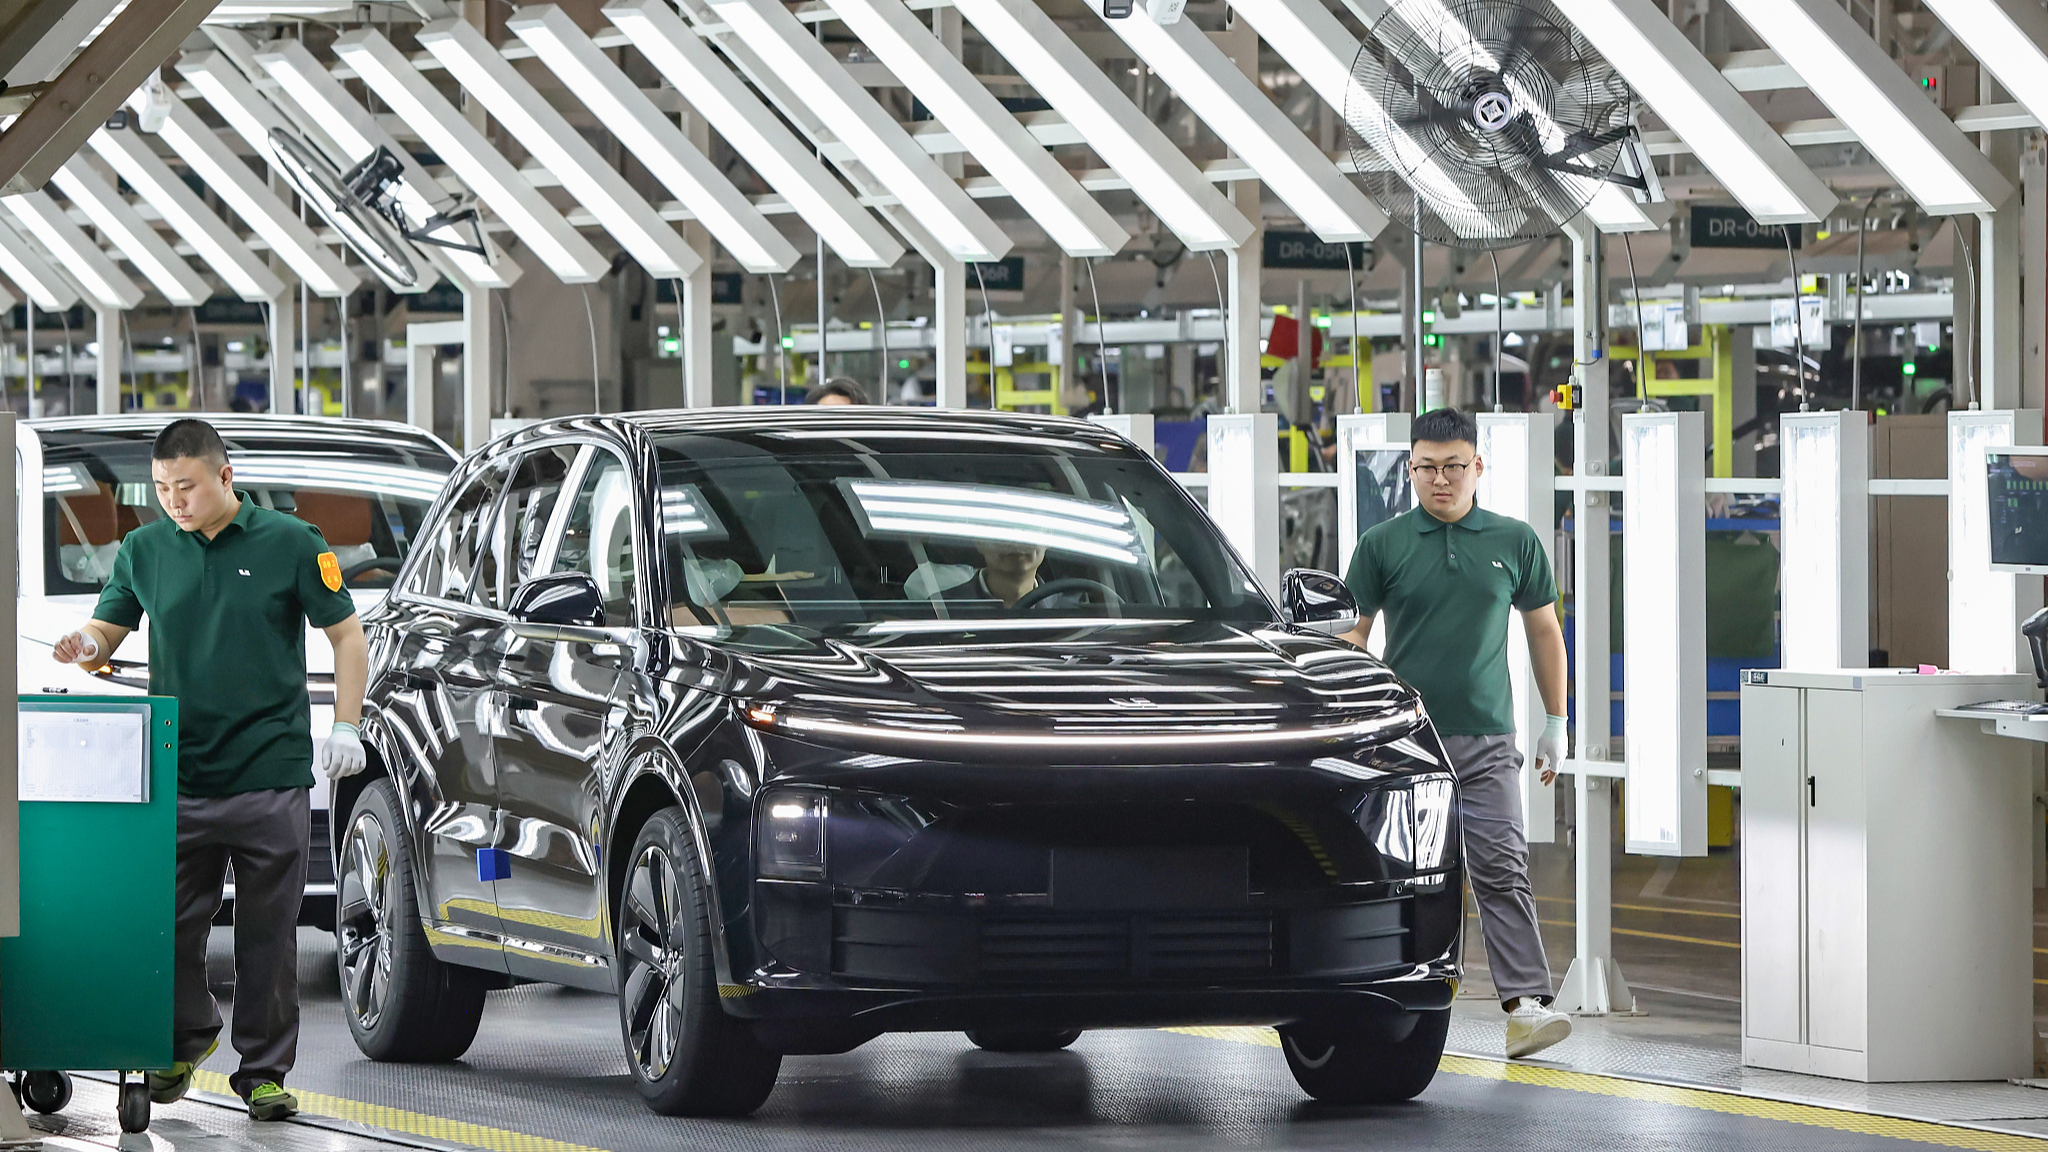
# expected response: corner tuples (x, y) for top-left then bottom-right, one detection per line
(117, 1079), (150, 1133)
(18, 1071), (70, 1114)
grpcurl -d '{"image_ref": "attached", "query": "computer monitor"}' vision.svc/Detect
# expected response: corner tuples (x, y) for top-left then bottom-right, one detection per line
(1987, 447), (2048, 575)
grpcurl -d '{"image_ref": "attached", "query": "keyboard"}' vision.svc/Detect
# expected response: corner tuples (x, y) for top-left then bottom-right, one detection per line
(1960, 699), (2048, 715)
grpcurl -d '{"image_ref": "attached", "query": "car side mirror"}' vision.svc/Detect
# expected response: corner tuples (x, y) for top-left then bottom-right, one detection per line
(1281, 569), (1359, 636)
(509, 572), (606, 628)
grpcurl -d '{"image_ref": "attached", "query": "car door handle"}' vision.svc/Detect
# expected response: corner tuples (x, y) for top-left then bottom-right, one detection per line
(393, 671), (436, 691)
(507, 695), (539, 713)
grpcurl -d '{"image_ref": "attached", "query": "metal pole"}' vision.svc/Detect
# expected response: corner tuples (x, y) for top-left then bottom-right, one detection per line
(816, 235), (827, 399)
(1409, 230), (1426, 412)
(1852, 200), (1869, 411)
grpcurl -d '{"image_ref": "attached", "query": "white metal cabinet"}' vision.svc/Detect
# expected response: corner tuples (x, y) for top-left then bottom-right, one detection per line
(1739, 669), (2034, 1082)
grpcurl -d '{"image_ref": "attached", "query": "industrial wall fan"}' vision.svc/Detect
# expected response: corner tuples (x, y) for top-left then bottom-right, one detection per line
(1343, 0), (1644, 251)
(269, 129), (488, 290)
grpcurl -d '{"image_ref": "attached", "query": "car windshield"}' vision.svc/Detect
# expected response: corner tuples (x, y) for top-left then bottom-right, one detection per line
(36, 431), (453, 596)
(651, 427), (1273, 629)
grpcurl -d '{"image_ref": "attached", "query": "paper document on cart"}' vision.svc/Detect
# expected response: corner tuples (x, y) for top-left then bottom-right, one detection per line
(18, 707), (149, 803)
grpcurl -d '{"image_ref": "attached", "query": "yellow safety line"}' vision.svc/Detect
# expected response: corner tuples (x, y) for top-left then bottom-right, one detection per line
(1534, 894), (1742, 921)
(193, 1071), (607, 1152)
(1165, 1028), (2048, 1151)
(1482, 911), (1741, 951)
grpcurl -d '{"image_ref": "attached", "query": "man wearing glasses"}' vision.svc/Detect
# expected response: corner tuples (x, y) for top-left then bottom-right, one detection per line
(1339, 406), (1573, 1060)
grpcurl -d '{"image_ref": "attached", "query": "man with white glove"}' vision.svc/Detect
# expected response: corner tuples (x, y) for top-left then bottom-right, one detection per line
(54, 420), (367, 1122)
(1339, 407), (1573, 1060)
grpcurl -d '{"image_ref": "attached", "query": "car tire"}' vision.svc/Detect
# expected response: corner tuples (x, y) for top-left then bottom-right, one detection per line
(337, 779), (489, 1062)
(965, 1029), (1083, 1053)
(618, 807), (782, 1117)
(1278, 1008), (1450, 1105)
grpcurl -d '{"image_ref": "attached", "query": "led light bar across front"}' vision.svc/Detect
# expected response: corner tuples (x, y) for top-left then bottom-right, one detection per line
(85, 126), (284, 302)
(507, 5), (798, 274)
(51, 158), (211, 306)
(1097, 4), (1385, 242)
(334, 28), (610, 283)
(1917, 0), (2048, 138)
(140, 94), (360, 297)
(1722, 0), (2010, 215)
(604, 0), (903, 268)
(0, 218), (79, 310)
(818, 0), (1127, 259)
(418, 17), (702, 279)
(1546, 0), (1834, 223)
(704, 0), (1012, 263)
(951, 0), (1251, 252)
(1, 190), (143, 309)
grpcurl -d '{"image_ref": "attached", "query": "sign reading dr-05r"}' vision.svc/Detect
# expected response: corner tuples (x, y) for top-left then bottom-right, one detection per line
(1691, 205), (1805, 250)
(1265, 231), (1370, 270)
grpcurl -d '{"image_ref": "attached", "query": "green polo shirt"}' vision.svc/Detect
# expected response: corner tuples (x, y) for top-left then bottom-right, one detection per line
(93, 495), (358, 797)
(1344, 504), (1557, 737)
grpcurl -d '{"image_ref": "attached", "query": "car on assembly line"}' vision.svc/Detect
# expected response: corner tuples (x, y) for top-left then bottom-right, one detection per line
(335, 408), (1464, 1116)
(16, 414), (460, 928)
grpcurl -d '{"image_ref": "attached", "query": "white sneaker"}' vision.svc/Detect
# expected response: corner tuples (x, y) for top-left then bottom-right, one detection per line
(1503, 997), (1571, 1059)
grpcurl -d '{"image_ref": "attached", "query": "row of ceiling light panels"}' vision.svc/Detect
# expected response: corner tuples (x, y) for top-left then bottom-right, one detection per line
(1, 0), (2045, 321)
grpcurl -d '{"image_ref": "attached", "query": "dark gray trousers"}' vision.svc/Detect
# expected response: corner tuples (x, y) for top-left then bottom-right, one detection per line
(174, 787), (309, 1097)
(1441, 732), (1553, 1006)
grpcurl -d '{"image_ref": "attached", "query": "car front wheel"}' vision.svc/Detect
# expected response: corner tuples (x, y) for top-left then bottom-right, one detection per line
(337, 779), (490, 1061)
(1278, 1008), (1450, 1104)
(617, 807), (782, 1117)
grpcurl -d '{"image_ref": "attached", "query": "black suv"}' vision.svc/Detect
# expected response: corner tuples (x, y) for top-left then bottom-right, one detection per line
(337, 409), (1463, 1116)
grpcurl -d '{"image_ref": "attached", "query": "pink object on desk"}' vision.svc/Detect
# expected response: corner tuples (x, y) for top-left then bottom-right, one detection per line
(1918, 664), (1941, 674)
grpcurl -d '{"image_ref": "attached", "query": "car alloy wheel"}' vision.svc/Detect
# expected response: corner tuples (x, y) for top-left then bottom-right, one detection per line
(337, 809), (396, 1032)
(619, 841), (686, 1081)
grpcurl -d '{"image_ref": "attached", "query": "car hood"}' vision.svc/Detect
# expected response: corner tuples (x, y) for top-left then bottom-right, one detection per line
(679, 620), (1426, 762)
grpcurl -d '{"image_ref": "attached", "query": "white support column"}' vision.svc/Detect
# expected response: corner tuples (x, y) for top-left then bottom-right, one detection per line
(95, 306), (119, 415)
(1982, 72), (2024, 411)
(934, 259), (967, 408)
(1088, 412), (1154, 457)
(2025, 141), (2046, 412)
(1478, 411), (1558, 843)
(461, 287), (493, 452)
(1950, 408), (2046, 673)
(1335, 412), (1413, 577)
(682, 265), (714, 407)
(1779, 410), (1870, 670)
(268, 291), (295, 413)
(1220, 18), (1262, 416)
(1208, 411), (1279, 592)
(406, 318), (464, 439)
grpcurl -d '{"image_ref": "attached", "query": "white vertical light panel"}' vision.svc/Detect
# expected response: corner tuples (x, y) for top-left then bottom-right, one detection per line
(1621, 410), (1706, 857)
(1950, 409), (2045, 673)
(85, 126), (285, 302)
(1335, 412), (1412, 575)
(1207, 412), (1280, 594)
(51, 157), (211, 305)
(1, 191), (144, 309)
(1779, 410), (1870, 670)
(1478, 411), (1558, 843)
(0, 219), (78, 310)
(705, 0), (1011, 263)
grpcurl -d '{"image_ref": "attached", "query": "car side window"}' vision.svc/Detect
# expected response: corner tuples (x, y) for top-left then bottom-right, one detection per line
(547, 450), (638, 627)
(475, 445), (577, 611)
(404, 458), (512, 605)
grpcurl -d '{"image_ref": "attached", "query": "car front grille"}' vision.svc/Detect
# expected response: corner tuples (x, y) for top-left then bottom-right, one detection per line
(979, 912), (1275, 980)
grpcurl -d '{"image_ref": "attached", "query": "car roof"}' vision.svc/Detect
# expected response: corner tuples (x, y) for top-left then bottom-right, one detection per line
(27, 413), (458, 460)
(518, 406), (1134, 447)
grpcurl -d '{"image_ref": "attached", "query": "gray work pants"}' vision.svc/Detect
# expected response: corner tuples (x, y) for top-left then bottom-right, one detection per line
(1441, 732), (1552, 1006)
(174, 787), (309, 1097)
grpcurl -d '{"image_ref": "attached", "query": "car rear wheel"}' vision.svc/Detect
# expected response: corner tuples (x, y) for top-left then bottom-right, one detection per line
(1278, 1008), (1449, 1105)
(338, 779), (489, 1061)
(618, 807), (782, 1117)
(965, 1029), (1083, 1053)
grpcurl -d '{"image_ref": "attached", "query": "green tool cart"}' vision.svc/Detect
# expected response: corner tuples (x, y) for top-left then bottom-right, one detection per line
(0, 695), (177, 1134)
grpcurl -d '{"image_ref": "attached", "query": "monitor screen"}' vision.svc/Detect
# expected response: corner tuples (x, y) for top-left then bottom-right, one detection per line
(1987, 450), (2048, 571)
(1354, 448), (1413, 535)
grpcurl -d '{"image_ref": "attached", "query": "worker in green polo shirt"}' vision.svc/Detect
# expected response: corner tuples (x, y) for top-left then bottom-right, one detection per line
(49, 419), (368, 1121)
(1341, 406), (1574, 1060)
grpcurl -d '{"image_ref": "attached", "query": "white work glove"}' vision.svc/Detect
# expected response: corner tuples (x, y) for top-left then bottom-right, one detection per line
(320, 721), (366, 781)
(52, 630), (99, 665)
(1534, 715), (1569, 786)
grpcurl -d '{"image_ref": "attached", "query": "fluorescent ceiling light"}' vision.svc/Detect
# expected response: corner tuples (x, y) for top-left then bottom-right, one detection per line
(818, 0), (1127, 259)
(50, 158), (210, 305)
(604, 0), (904, 268)
(335, 27), (610, 284)
(84, 125), (285, 302)
(136, 93), (360, 297)
(1620, 411), (1706, 856)
(704, 0), (1012, 263)
(507, 5), (798, 274)
(1, 190), (144, 309)
(1722, 0), (2010, 215)
(418, 17), (702, 279)
(951, 0), (1249, 252)
(252, 38), (519, 290)
(1917, 0), (2048, 139)
(0, 218), (80, 311)
(1097, 4), (1385, 242)
(1546, 0), (1835, 223)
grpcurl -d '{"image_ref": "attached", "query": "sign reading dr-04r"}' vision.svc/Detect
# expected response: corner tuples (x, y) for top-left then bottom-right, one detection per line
(1691, 205), (1805, 250)
(1264, 231), (1370, 270)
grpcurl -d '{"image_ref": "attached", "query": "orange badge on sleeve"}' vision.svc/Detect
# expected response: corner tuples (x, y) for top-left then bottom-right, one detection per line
(317, 551), (343, 592)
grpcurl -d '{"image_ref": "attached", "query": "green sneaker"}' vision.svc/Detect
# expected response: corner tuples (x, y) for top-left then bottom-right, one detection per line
(245, 1082), (297, 1122)
(145, 1037), (218, 1104)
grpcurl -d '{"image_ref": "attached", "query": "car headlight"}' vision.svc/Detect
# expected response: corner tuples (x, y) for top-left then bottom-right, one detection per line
(1360, 771), (1456, 874)
(757, 789), (828, 879)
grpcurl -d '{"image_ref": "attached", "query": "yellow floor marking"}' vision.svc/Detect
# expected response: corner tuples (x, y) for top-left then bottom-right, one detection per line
(193, 1070), (606, 1152)
(1168, 1028), (2048, 1150)
(1534, 894), (1742, 921)
(1477, 911), (1741, 951)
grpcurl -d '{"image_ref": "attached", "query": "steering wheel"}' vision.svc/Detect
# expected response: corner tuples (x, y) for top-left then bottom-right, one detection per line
(342, 556), (403, 586)
(1014, 577), (1122, 612)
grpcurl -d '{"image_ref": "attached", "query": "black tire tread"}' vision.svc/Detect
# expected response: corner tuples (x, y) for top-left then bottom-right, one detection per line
(1279, 1008), (1450, 1105)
